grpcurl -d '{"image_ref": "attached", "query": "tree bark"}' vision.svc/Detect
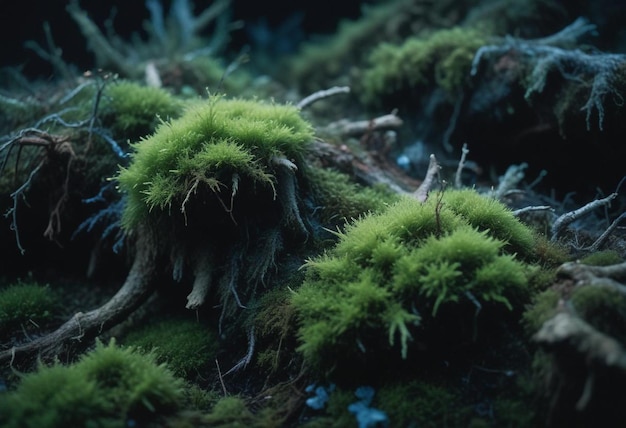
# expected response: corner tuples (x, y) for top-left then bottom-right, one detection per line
(0, 224), (159, 367)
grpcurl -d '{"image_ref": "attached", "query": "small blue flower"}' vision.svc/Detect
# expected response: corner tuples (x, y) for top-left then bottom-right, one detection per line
(305, 383), (335, 410)
(348, 386), (388, 428)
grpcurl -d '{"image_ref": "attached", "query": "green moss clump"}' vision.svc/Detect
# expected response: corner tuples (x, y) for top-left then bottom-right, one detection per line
(121, 319), (218, 378)
(578, 250), (623, 266)
(522, 288), (560, 335)
(0, 339), (183, 427)
(292, 189), (538, 371)
(102, 80), (185, 141)
(201, 396), (256, 426)
(307, 167), (400, 224)
(117, 95), (314, 231)
(287, 0), (418, 94)
(0, 364), (112, 428)
(376, 381), (465, 427)
(360, 27), (488, 105)
(570, 285), (626, 342)
(0, 281), (59, 337)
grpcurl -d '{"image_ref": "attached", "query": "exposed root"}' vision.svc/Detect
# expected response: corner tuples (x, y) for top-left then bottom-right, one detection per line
(186, 246), (215, 310)
(273, 156), (308, 237)
(0, 224), (159, 367)
(534, 260), (626, 424)
(246, 228), (283, 287)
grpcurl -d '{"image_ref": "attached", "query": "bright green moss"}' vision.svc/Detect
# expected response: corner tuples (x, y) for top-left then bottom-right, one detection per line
(0, 281), (59, 337)
(117, 95), (314, 230)
(0, 339), (183, 427)
(102, 80), (184, 140)
(121, 319), (218, 378)
(292, 190), (537, 370)
(360, 27), (488, 105)
(442, 189), (536, 259)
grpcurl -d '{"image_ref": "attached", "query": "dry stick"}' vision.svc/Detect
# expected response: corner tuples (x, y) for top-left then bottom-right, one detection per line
(325, 113), (403, 138)
(512, 205), (553, 217)
(454, 143), (469, 189)
(414, 154), (441, 203)
(0, 224), (160, 366)
(586, 211), (626, 252)
(551, 193), (617, 241)
(297, 86), (350, 110)
(215, 358), (229, 396)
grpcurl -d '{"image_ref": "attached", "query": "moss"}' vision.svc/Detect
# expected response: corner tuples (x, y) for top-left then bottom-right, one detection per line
(201, 396), (256, 427)
(376, 381), (465, 427)
(117, 95), (314, 231)
(75, 339), (184, 419)
(292, 190), (537, 372)
(0, 281), (59, 337)
(0, 364), (114, 428)
(287, 0), (418, 93)
(570, 285), (626, 342)
(121, 318), (219, 378)
(101, 79), (185, 141)
(578, 250), (623, 266)
(360, 27), (489, 105)
(170, 56), (253, 97)
(441, 189), (537, 259)
(0, 339), (183, 427)
(522, 289), (560, 335)
(306, 167), (399, 225)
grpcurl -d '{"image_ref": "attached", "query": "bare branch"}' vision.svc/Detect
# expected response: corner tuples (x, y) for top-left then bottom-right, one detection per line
(413, 154), (441, 203)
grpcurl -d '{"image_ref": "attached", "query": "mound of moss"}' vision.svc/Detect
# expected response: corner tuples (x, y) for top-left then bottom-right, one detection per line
(0, 281), (59, 338)
(117, 95), (314, 231)
(292, 189), (541, 373)
(0, 339), (183, 427)
(360, 27), (488, 106)
(122, 318), (219, 378)
(102, 80), (185, 141)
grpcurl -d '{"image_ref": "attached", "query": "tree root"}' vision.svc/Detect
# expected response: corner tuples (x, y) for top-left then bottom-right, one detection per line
(534, 260), (626, 425)
(0, 225), (159, 367)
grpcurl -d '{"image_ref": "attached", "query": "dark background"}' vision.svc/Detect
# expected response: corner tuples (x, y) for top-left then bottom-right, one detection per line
(0, 0), (368, 79)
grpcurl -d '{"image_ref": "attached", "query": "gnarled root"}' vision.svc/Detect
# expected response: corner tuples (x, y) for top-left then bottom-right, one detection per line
(534, 261), (626, 426)
(0, 224), (160, 367)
